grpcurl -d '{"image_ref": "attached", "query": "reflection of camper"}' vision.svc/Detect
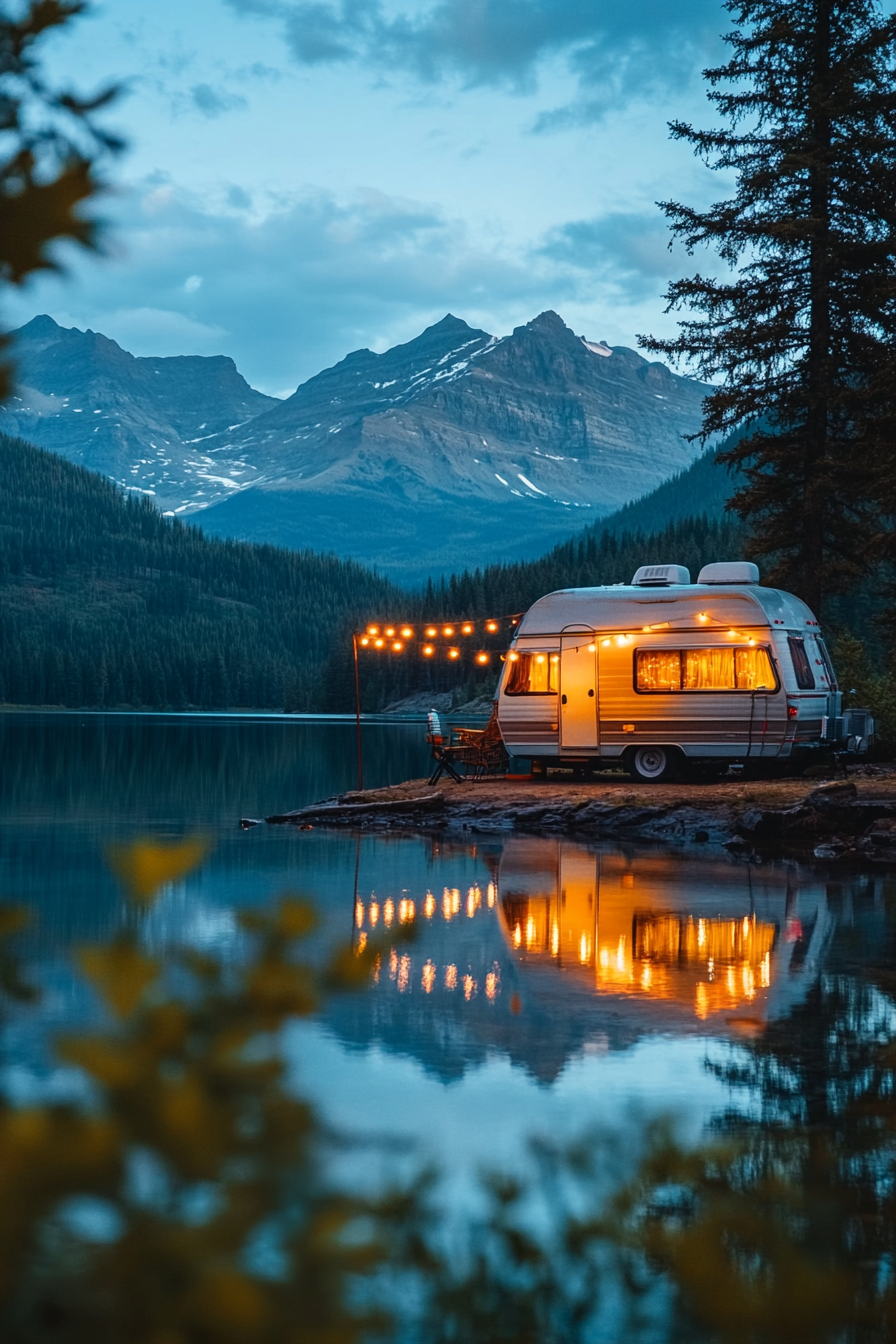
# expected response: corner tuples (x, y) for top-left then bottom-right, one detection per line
(497, 837), (830, 1031)
(496, 561), (855, 781)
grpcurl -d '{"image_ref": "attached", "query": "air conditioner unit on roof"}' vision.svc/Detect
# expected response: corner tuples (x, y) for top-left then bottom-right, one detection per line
(698, 562), (760, 584)
(631, 565), (691, 587)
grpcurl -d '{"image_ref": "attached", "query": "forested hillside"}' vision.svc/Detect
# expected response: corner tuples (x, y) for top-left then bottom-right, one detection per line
(0, 434), (400, 710)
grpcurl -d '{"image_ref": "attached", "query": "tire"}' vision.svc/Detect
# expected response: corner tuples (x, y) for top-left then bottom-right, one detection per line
(626, 745), (678, 783)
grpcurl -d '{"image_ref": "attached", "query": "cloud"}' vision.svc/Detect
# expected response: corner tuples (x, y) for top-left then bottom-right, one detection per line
(224, 0), (724, 113)
(13, 181), (570, 393)
(540, 212), (678, 299)
(190, 83), (249, 117)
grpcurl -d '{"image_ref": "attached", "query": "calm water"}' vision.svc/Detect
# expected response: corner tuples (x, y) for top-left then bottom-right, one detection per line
(3, 713), (896, 1290)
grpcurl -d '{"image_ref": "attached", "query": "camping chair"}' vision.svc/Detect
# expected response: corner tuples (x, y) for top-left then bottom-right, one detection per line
(427, 704), (508, 784)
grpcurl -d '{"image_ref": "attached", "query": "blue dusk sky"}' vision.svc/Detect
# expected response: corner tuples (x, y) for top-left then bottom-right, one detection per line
(13, 0), (739, 396)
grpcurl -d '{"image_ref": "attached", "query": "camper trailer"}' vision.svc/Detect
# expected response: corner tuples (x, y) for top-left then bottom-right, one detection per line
(495, 562), (858, 781)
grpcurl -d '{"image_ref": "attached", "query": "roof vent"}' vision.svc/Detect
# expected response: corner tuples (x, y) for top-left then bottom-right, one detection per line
(698, 562), (760, 585)
(631, 564), (691, 587)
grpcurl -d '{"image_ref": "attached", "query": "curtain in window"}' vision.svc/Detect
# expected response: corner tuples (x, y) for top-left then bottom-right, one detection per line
(683, 648), (735, 689)
(504, 653), (559, 694)
(734, 647), (775, 689)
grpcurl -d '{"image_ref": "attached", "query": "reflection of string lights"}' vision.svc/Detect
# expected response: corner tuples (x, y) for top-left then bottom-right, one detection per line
(355, 880), (776, 1023)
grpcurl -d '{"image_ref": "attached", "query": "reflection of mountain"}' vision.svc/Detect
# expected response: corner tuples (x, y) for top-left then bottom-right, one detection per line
(325, 837), (833, 1083)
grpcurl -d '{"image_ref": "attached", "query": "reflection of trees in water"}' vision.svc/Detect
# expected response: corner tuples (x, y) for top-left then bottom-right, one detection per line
(631, 875), (896, 1343)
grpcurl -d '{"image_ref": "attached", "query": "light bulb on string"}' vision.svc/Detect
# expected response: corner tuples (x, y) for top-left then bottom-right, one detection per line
(393, 641), (403, 652)
(385, 627), (395, 638)
(360, 637), (369, 646)
(401, 627), (413, 639)
(423, 645), (434, 657)
(426, 627), (437, 638)
(461, 623), (473, 635)
(448, 648), (460, 660)
(476, 652), (489, 665)
(374, 638), (384, 649)
(486, 620), (498, 633)
(367, 625), (379, 636)
(443, 625), (454, 637)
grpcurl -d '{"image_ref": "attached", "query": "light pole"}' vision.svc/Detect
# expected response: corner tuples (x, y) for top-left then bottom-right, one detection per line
(352, 632), (363, 791)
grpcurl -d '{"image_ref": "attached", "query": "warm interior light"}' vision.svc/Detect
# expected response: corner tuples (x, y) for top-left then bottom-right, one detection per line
(476, 652), (489, 664)
(698, 612), (708, 622)
(728, 629), (737, 637)
(508, 651), (519, 662)
(426, 626), (437, 638)
(392, 641), (403, 651)
(448, 647), (460, 659)
(401, 626), (413, 638)
(602, 638), (611, 647)
(368, 625), (379, 635)
(462, 623), (473, 635)
(423, 644), (434, 657)
(535, 654), (545, 664)
(550, 655), (559, 663)
(588, 643), (596, 652)
(443, 625), (454, 637)
(486, 620), (498, 632)
(374, 638), (384, 648)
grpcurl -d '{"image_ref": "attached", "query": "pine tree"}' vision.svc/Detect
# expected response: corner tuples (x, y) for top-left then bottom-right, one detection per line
(640, 0), (896, 614)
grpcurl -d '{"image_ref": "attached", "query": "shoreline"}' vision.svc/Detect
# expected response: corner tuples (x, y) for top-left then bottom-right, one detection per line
(261, 768), (896, 863)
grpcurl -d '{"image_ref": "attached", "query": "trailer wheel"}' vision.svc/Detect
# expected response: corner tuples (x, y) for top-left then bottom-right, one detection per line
(626, 746), (677, 783)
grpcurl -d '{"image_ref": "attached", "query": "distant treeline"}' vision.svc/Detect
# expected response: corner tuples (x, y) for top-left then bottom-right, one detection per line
(0, 433), (400, 711)
(1, 431), (752, 712)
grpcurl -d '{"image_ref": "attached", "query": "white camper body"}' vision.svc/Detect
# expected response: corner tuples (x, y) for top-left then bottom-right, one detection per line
(495, 564), (842, 780)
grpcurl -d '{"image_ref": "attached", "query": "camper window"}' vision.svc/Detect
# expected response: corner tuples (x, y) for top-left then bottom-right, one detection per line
(816, 637), (838, 689)
(635, 646), (777, 692)
(504, 652), (559, 695)
(787, 637), (815, 690)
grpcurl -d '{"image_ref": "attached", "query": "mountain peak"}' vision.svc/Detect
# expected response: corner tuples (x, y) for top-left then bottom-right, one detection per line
(425, 313), (476, 335)
(16, 314), (65, 345)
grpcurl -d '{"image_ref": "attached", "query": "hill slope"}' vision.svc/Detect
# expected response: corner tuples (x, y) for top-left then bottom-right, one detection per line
(0, 433), (398, 710)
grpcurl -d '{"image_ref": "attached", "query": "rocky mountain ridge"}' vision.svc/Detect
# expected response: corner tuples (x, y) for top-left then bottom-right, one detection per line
(2, 310), (710, 579)
(0, 315), (279, 511)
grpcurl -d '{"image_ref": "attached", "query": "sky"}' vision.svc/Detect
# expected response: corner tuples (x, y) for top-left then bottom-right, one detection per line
(10, 0), (736, 396)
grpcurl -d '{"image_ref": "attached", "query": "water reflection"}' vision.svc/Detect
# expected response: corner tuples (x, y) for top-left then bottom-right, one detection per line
(342, 837), (834, 1083)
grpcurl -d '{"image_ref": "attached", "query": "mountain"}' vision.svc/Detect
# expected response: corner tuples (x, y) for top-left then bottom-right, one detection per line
(2, 310), (710, 581)
(198, 310), (710, 579)
(0, 315), (279, 512)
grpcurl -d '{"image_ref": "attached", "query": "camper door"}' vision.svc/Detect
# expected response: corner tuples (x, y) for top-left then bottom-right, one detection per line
(560, 633), (598, 751)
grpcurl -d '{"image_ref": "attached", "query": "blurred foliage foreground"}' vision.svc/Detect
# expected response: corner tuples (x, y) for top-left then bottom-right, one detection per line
(3, 844), (896, 1344)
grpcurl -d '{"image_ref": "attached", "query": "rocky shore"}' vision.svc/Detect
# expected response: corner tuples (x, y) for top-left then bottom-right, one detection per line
(259, 767), (896, 863)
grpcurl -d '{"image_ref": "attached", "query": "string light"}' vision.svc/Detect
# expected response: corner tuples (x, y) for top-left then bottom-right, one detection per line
(486, 620), (498, 632)
(426, 626), (437, 638)
(385, 627), (395, 637)
(374, 638), (384, 648)
(401, 626), (413, 639)
(360, 636), (369, 646)
(367, 625), (379, 635)
(461, 622), (473, 635)
(423, 644), (434, 657)
(443, 625), (455, 637)
(476, 652), (489, 664)
(392, 641), (403, 652)
(448, 648), (460, 660)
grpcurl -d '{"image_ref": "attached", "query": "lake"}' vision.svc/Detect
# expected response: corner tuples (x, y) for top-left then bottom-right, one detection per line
(2, 711), (896, 1337)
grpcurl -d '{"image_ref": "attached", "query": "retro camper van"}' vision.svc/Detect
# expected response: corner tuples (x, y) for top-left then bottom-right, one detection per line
(495, 562), (854, 781)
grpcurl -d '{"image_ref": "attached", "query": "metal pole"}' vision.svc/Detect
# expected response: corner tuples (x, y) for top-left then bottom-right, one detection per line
(353, 633), (364, 791)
